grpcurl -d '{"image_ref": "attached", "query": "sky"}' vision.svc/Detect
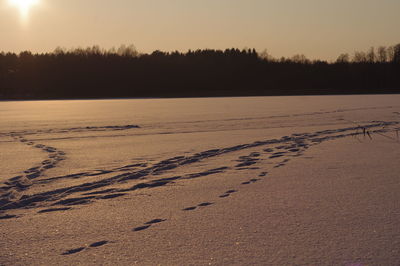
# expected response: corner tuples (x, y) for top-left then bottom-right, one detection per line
(0, 0), (399, 60)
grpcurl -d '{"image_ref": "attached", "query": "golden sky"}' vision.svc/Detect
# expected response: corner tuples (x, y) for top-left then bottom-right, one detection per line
(1, 0), (399, 60)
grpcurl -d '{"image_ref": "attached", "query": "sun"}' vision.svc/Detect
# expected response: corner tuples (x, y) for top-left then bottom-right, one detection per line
(9, 0), (39, 17)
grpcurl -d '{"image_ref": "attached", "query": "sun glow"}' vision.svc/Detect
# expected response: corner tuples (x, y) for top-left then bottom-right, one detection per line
(9, 0), (39, 18)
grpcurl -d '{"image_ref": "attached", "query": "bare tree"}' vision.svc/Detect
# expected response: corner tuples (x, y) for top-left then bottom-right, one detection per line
(259, 49), (274, 62)
(336, 53), (350, 63)
(86, 45), (103, 55)
(393, 44), (400, 64)
(353, 51), (367, 63)
(366, 47), (376, 63)
(377, 46), (387, 63)
(387, 46), (395, 62)
(291, 54), (310, 64)
(117, 44), (138, 57)
(53, 47), (66, 56)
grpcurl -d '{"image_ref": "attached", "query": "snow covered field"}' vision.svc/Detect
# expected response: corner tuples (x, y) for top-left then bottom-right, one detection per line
(1, 95), (400, 265)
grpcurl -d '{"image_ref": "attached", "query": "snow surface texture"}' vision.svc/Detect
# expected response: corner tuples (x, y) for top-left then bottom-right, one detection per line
(1, 95), (400, 265)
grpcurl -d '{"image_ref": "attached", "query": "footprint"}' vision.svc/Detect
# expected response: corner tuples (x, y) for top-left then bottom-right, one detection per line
(236, 161), (257, 168)
(145, 219), (166, 225)
(242, 179), (259, 185)
(133, 225), (151, 232)
(26, 172), (41, 179)
(53, 196), (95, 206)
(276, 146), (286, 150)
(10, 175), (23, 181)
(25, 167), (39, 173)
(89, 241), (108, 248)
(198, 202), (213, 207)
(183, 206), (197, 211)
(38, 207), (71, 213)
(62, 247), (85, 255)
(220, 189), (238, 197)
(0, 214), (18, 220)
(99, 193), (126, 200)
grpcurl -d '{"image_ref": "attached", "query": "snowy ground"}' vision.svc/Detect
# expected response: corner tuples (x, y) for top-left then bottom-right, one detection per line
(1, 95), (400, 265)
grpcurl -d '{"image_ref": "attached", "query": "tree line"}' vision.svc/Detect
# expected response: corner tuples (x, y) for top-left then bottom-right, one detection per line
(0, 44), (399, 99)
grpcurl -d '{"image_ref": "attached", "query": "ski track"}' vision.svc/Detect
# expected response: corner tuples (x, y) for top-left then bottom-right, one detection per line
(1, 121), (398, 213)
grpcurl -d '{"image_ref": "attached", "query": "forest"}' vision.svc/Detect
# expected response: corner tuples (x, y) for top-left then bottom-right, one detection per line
(0, 44), (399, 99)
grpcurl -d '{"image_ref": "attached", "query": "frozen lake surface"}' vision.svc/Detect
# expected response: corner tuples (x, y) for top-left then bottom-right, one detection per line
(1, 95), (400, 181)
(1, 95), (400, 265)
